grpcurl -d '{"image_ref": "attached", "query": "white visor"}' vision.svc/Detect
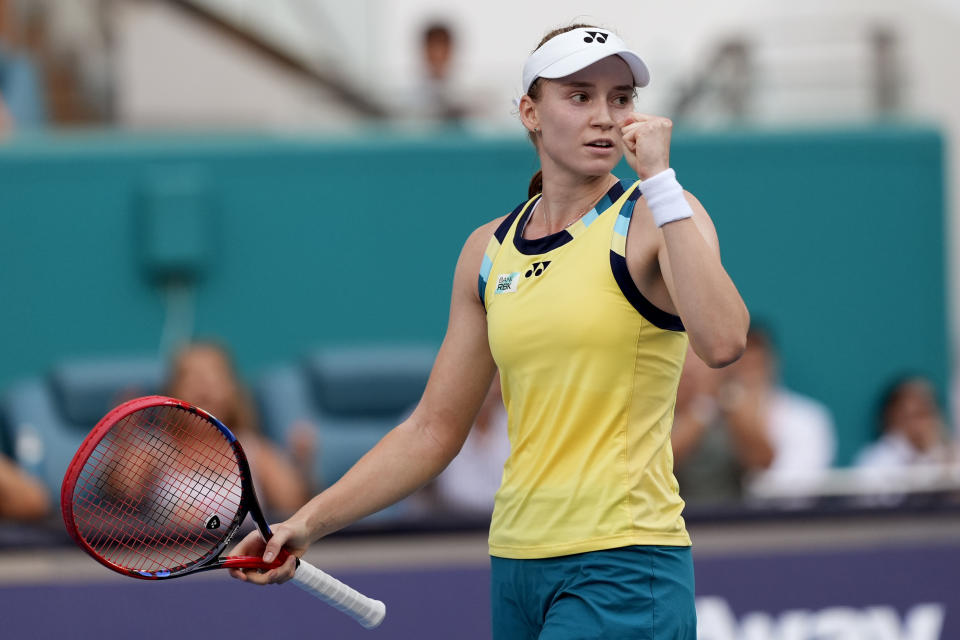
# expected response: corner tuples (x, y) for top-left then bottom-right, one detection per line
(522, 28), (650, 95)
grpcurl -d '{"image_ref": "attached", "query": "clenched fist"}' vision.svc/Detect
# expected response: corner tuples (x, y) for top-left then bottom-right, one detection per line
(620, 113), (673, 180)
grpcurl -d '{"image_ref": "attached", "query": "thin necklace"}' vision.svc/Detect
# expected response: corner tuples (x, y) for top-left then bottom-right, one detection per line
(536, 178), (615, 233)
(527, 198), (588, 236)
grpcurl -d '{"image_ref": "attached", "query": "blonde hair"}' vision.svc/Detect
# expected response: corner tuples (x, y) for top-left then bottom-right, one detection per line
(166, 341), (260, 435)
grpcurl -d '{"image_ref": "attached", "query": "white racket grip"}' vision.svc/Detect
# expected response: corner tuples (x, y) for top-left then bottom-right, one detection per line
(292, 559), (386, 629)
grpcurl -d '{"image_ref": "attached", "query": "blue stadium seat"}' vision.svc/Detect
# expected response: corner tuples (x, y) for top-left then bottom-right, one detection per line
(0, 357), (164, 497)
(256, 345), (436, 490)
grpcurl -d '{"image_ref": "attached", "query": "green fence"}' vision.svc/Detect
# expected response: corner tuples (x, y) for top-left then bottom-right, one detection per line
(0, 125), (947, 464)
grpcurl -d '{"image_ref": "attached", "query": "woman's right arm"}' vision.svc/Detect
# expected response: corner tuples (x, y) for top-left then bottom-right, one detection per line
(230, 220), (500, 584)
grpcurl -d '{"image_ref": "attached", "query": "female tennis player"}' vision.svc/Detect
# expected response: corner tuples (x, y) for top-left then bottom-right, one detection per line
(230, 24), (749, 638)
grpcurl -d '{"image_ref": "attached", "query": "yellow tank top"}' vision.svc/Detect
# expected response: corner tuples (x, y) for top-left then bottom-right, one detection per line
(480, 179), (691, 559)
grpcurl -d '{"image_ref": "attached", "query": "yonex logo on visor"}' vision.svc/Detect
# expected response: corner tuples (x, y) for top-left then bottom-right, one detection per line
(521, 27), (650, 95)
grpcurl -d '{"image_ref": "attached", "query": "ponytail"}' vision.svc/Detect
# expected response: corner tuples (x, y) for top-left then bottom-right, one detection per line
(528, 169), (543, 198)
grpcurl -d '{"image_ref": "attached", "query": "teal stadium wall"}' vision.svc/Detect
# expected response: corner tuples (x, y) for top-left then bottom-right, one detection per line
(0, 125), (947, 465)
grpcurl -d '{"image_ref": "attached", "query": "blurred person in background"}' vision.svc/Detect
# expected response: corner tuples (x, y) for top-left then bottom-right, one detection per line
(855, 375), (953, 498)
(432, 372), (510, 517)
(722, 325), (836, 500)
(167, 342), (313, 517)
(673, 327), (836, 505)
(0, 452), (49, 520)
(229, 23), (748, 639)
(400, 20), (469, 124)
(672, 346), (743, 505)
(0, 0), (47, 129)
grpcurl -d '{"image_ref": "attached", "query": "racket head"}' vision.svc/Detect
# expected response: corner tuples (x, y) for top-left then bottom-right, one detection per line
(61, 395), (270, 579)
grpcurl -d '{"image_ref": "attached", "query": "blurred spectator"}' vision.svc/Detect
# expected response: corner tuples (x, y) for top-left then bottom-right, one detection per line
(399, 20), (469, 124)
(855, 376), (953, 498)
(167, 342), (313, 517)
(723, 326), (836, 499)
(0, 452), (49, 520)
(0, 0), (48, 129)
(673, 327), (836, 504)
(672, 347), (742, 505)
(431, 372), (510, 517)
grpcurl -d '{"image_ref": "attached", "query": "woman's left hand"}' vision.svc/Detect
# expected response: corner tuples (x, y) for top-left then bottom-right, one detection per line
(620, 113), (673, 180)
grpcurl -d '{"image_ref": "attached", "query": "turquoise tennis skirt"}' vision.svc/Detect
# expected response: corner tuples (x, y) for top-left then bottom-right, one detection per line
(491, 545), (696, 640)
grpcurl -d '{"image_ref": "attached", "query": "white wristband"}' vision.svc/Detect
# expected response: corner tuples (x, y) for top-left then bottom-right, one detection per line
(640, 168), (694, 227)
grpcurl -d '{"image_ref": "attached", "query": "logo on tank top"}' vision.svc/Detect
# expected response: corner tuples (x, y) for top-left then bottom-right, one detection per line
(524, 261), (551, 278)
(495, 272), (520, 294)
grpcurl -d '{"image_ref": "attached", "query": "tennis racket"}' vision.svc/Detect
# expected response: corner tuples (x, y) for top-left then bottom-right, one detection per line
(60, 395), (385, 629)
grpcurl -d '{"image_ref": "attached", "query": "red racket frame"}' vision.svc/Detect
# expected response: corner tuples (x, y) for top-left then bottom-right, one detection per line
(61, 395), (287, 579)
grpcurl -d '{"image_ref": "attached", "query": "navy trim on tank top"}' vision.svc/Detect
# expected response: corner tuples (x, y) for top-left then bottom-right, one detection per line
(512, 181), (626, 256)
(480, 202), (529, 307)
(494, 202), (527, 243)
(610, 189), (685, 331)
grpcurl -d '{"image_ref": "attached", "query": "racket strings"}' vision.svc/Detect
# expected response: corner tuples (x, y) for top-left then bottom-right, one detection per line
(71, 406), (244, 574)
(77, 409), (239, 571)
(111, 407), (241, 567)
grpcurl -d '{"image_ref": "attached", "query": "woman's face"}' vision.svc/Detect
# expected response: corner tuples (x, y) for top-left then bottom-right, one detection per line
(527, 55), (635, 179)
(170, 346), (238, 423)
(887, 380), (943, 451)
